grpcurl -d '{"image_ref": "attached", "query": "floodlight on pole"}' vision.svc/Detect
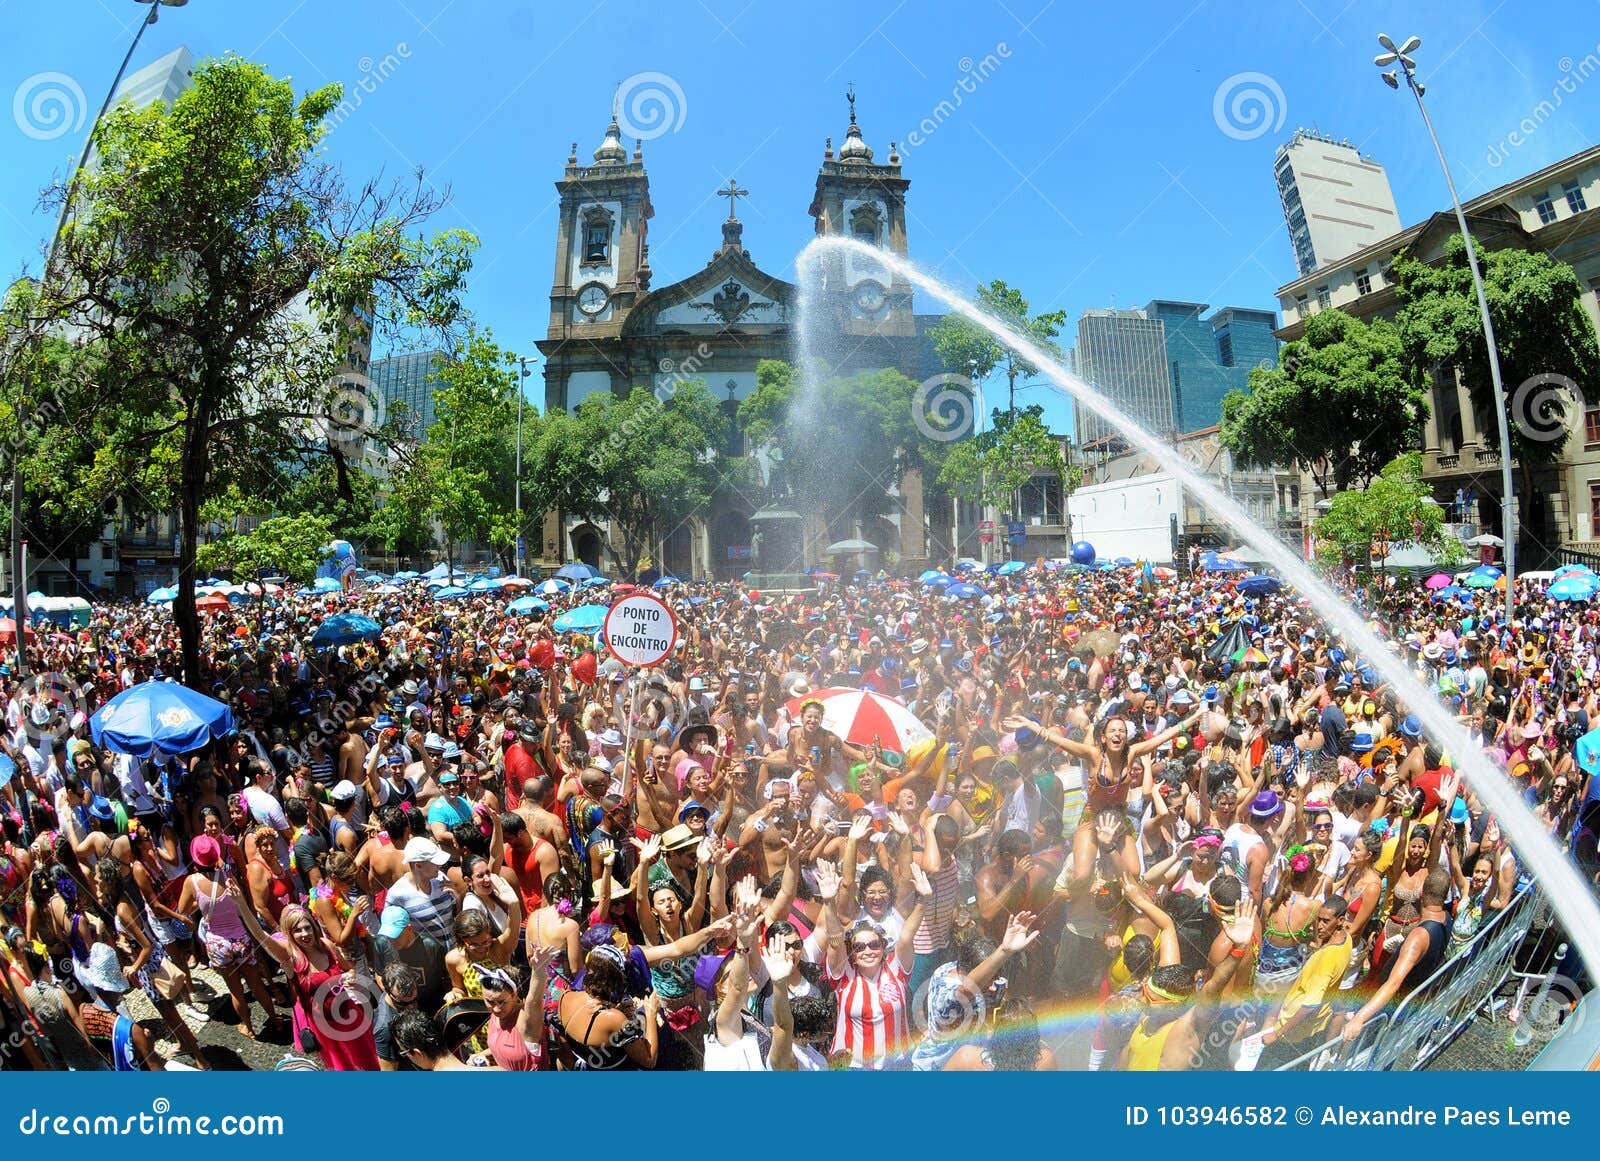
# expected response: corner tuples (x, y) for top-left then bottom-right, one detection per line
(1374, 31), (1517, 624)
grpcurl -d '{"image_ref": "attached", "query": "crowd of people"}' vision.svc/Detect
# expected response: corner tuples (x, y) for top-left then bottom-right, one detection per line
(0, 555), (1593, 1072)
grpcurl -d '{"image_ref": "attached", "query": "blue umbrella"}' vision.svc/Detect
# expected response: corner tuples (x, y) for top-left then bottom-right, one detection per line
(947, 582), (985, 600)
(1204, 558), (1249, 573)
(311, 612), (383, 647)
(90, 680), (235, 759)
(996, 560), (1026, 575)
(1469, 564), (1503, 577)
(311, 577), (344, 594)
(434, 586), (469, 599)
(581, 576), (613, 589)
(653, 576), (681, 589)
(1430, 585), (1466, 601)
(1237, 574), (1281, 596)
(954, 559), (982, 571)
(507, 595), (550, 614)
(468, 578), (499, 592)
(918, 569), (945, 583)
(553, 604), (608, 633)
(1552, 563), (1596, 580)
(1548, 575), (1599, 602)
(537, 578), (572, 596)
(555, 563), (599, 581)
(1113, 556), (1135, 568)
(146, 586), (176, 604)
(924, 575), (954, 589)
(394, 571), (420, 580)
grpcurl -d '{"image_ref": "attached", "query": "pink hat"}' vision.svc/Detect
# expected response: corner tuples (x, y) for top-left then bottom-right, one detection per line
(190, 835), (221, 868)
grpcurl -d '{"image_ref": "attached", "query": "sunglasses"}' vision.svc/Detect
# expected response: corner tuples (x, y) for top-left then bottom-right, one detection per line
(850, 939), (886, 953)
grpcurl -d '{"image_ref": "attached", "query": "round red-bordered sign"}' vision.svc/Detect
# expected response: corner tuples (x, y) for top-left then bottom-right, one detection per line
(602, 591), (679, 667)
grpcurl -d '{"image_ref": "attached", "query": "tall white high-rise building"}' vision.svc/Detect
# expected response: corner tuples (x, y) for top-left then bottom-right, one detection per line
(1073, 308), (1173, 449)
(1274, 129), (1402, 277)
(111, 46), (194, 108)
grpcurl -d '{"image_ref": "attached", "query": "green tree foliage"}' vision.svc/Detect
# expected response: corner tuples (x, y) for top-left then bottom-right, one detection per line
(197, 512), (334, 585)
(937, 404), (1080, 513)
(570, 385), (727, 577)
(380, 329), (518, 568)
(1312, 453), (1465, 569)
(1220, 309), (1425, 496)
(1392, 236), (1600, 468)
(32, 55), (474, 684)
(927, 280), (1067, 410)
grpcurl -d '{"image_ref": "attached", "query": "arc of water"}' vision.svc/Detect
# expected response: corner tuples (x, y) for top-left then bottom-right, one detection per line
(799, 235), (1600, 977)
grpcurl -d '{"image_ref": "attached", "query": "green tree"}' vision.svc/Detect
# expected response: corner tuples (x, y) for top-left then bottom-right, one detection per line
(382, 329), (518, 569)
(1312, 452), (1465, 571)
(937, 404), (1080, 514)
(572, 385), (727, 577)
(1220, 309), (1426, 497)
(1392, 236), (1600, 471)
(197, 511), (334, 628)
(34, 56), (474, 685)
(927, 280), (1067, 414)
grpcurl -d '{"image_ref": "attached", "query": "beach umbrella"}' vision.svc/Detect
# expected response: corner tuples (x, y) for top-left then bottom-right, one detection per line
(553, 604), (608, 633)
(581, 576), (612, 589)
(652, 576), (680, 588)
(1463, 572), (1498, 590)
(537, 579), (572, 596)
(1236, 575), (1281, 597)
(146, 587), (176, 604)
(468, 578), (500, 592)
(924, 575), (954, 589)
(997, 561), (1026, 575)
(433, 586), (469, 600)
(554, 563), (600, 581)
(394, 571), (420, 580)
(1424, 573), (1452, 590)
(1430, 585), (1465, 601)
(1548, 575), (1599, 602)
(90, 680), (235, 759)
(1113, 556), (1135, 568)
(954, 559), (982, 571)
(311, 577), (344, 594)
(918, 569), (945, 583)
(781, 687), (932, 751)
(947, 583), (985, 600)
(1552, 563), (1596, 580)
(1235, 646), (1272, 666)
(1468, 564), (1503, 579)
(1081, 627), (1121, 657)
(1150, 566), (1176, 581)
(508, 595), (550, 614)
(499, 576), (530, 588)
(1206, 621), (1252, 663)
(0, 619), (35, 644)
(311, 612), (383, 647)
(194, 593), (230, 613)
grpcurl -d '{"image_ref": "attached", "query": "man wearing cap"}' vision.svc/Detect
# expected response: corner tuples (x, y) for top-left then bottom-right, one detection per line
(427, 760), (477, 852)
(647, 824), (702, 909)
(503, 721), (546, 813)
(386, 837), (464, 945)
(372, 903), (448, 1015)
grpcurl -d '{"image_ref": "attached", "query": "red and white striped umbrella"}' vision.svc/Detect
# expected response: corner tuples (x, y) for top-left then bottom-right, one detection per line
(784, 687), (932, 752)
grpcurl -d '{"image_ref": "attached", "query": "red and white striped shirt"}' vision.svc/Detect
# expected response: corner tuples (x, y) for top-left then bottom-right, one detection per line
(828, 959), (912, 1068)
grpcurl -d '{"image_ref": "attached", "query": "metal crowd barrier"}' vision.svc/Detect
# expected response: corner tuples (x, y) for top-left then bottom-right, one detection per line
(1271, 881), (1547, 1071)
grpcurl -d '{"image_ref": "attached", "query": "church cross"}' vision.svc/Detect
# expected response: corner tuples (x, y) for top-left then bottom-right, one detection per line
(717, 178), (750, 220)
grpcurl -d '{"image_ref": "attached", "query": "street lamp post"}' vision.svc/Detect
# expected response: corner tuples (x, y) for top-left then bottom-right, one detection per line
(1376, 32), (1516, 626)
(9, 0), (190, 677)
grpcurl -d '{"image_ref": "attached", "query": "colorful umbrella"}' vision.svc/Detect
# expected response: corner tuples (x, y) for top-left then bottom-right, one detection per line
(947, 582), (985, 600)
(1548, 575), (1599, 602)
(781, 687), (932, 752)
(997, 561), (1027, 575)
(311, 612), (382, 646)
(507, 595), (550, 614)
(554, 563), (600, 581)
(553, 604), (608, 633)
(536, 579), (572, 596)
(1424, 573), (1452, 590)
(90, 680), (235, 759)
(1236, 575), (1281, 596)
(194, 593), (230, 613)
(1234, 646), (1271, 665)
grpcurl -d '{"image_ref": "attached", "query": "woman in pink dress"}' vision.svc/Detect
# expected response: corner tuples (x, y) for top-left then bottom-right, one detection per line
(229, 876), (379, 1071)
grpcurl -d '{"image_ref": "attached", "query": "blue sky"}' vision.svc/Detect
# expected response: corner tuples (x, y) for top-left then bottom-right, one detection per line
(3, 0), (1597, 437)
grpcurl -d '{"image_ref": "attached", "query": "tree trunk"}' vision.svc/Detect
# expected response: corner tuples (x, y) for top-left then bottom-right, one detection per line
(175, 406), (210, 690)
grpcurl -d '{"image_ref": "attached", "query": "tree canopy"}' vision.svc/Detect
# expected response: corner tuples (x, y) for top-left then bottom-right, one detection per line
(1392, 236), (1600, 469)
(927, 280), (1067, 411)
(937, 404), (1079, 513)
(1312, 452), (1465, 569)
(22, 55), (475, 683)
(1219, 309), (1425, 496)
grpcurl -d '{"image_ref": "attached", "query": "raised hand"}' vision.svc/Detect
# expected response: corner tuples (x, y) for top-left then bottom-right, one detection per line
(910, 864), (933, 898)
(632, 834), (662, 865)
(1001, 911), (1040, 955)
(848, 815), (872, 842)
(886, 812), (911, 837)
(696, 836), (717, 866)
(814, 859), (842, 902)
(1224, 894), (1258, 948)
(761, 933), (795, 986)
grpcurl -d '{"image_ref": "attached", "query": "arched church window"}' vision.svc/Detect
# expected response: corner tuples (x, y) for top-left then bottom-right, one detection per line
(581, 206), (614, 265)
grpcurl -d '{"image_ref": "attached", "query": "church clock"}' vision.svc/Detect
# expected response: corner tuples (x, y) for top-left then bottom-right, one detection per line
(577, 283), (610, 316)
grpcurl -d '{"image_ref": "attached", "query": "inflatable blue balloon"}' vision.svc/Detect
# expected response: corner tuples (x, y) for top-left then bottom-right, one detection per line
(1070, 540), (1096, 566)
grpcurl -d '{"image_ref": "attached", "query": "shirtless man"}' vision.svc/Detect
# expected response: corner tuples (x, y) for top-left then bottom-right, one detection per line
(513, 774), (567, 851)
(356, 805), (412, 895)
